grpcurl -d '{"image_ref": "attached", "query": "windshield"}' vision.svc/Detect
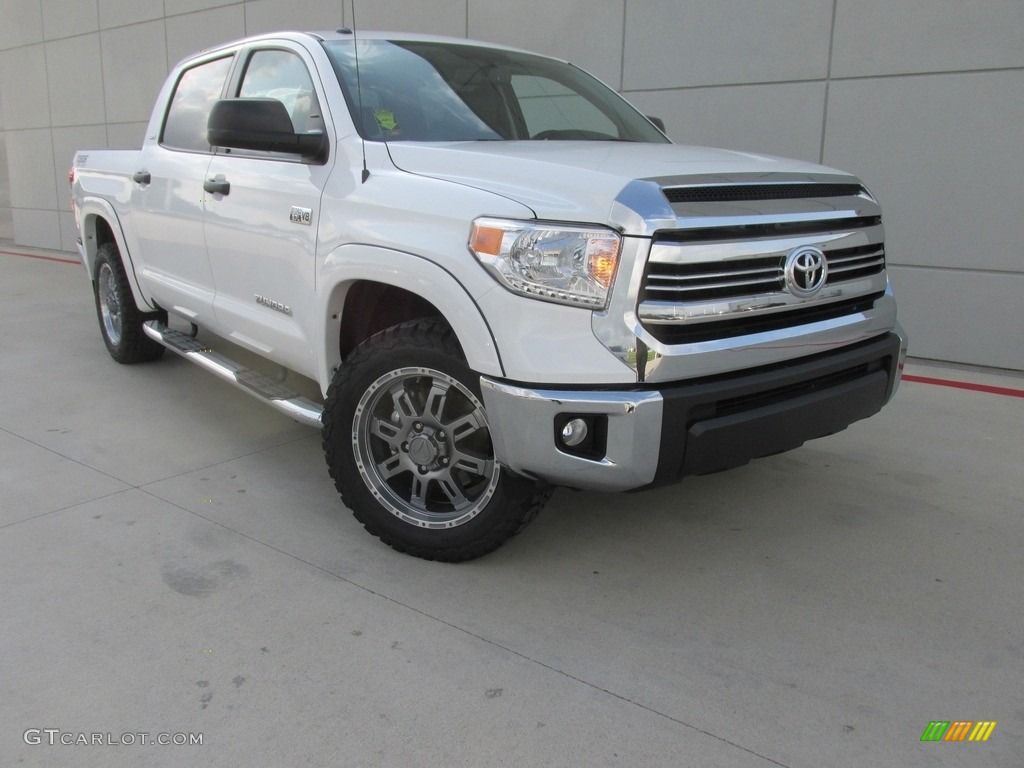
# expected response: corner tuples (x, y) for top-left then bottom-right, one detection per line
(322, 39), (669, 143)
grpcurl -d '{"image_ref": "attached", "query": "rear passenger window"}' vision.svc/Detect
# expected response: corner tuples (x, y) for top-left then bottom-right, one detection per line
(162, 56), (233, 152)
(238, 49), (324, 135)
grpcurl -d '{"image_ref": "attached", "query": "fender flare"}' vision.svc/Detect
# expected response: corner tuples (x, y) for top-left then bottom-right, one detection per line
(316, 243), (504, 393)
(77, 197), (158, 312)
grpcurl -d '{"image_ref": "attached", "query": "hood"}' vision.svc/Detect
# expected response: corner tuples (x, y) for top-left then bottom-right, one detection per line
(384, 141), (850, 224)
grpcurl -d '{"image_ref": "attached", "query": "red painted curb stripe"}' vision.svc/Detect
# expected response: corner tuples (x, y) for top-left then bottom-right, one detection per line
(0, 248), (81, 265)
(902, 374), (1024, 399)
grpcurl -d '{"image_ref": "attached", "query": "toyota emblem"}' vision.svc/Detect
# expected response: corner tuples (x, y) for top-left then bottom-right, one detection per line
(784, 246), (828, 297)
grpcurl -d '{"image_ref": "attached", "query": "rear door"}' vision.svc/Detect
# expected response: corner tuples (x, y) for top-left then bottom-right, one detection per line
(131, 54), (234, 325)
(202, 44), (332, 376)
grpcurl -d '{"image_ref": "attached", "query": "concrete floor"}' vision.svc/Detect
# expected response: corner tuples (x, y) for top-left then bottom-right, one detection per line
(2, 247), (1022, 767)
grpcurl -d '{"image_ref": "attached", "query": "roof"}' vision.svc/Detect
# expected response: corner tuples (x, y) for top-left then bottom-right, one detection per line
(175, 29), (560, 68)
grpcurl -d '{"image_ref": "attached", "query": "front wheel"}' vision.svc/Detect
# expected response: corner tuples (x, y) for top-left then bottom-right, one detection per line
(322, 319), (550, 561)
(92, 242), (165, 363)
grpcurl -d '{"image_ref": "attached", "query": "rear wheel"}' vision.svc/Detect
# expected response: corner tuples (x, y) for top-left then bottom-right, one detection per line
(92, 242), (165, 364)
(323, 318), (550, 561)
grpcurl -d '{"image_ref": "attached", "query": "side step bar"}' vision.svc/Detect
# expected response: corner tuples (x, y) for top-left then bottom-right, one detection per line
(143, 321), (324, 428)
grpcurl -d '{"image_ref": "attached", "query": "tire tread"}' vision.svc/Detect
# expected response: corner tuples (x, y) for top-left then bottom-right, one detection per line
(322, 318), (550, 562)
(93, 242), (166, 364)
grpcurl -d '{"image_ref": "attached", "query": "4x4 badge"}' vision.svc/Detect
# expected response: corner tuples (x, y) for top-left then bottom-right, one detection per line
(784, 246), (828, 297)
(289, 206), (312, 226)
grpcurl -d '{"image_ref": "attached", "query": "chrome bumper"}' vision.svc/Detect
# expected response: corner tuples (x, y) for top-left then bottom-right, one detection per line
(480, 331), (905, 493)
(480, 379), (664, 492)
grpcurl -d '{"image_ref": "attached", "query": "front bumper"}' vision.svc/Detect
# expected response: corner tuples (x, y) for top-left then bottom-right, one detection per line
(481, 329), (906, 492)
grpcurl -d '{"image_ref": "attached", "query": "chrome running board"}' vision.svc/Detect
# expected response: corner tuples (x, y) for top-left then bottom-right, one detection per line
(143, 321), (324, 428)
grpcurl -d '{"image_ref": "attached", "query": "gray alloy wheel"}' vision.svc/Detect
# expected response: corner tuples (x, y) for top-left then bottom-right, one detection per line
(91, 241), (166, 364)
(322, 318), (550, 561)
(352, 366), (500, 529)
(97, 261), (123, 346)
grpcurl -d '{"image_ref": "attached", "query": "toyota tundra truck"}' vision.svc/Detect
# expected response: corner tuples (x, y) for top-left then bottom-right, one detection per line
(70, 30), (907, 561)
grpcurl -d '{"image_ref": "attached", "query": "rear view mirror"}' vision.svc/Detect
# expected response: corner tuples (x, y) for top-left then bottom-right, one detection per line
(208, 98), (326, 160)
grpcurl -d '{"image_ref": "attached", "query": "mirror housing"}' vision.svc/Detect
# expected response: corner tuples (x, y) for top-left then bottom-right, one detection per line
(646, 115), (666, 134)
(207, 98), (326, 161)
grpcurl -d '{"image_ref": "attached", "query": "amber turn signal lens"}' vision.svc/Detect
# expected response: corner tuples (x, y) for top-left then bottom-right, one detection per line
(588, 243), (620, 288)
(469, 225), (504, 256)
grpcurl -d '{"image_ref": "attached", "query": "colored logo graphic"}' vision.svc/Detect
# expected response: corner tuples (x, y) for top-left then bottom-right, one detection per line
(920, 721), (997, 742)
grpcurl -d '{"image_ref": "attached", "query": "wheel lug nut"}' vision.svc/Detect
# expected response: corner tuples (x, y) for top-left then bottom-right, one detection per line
(401, 442), (409, 452)
(414, 422), (423, 432)
(418, 466), (428, 474)
(441, 457), (449, 466)
(437, 431), (445, 440)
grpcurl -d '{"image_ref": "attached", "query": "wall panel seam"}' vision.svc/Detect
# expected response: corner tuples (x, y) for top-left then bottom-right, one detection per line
(163, 1), (245, 20)
(620, 65), (1023, 96)
(619, 0), (627, 92)
(888, 265), (1024, 278)
(819, 0), (839, 164)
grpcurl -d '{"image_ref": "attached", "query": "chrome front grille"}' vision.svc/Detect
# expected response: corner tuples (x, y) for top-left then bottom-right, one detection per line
(635, 177), (888, 345)
(827, 243), (886, 279)
(641, 243), (885, 304)
(643, 257), (781, 301)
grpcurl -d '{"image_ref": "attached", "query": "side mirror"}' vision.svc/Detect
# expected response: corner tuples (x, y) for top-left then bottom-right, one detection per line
(646, 115), (666, 134)
(207, 98), (326, 160)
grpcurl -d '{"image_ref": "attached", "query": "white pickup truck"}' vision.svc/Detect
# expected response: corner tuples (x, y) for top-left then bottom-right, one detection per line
(71, 30), (906, 561)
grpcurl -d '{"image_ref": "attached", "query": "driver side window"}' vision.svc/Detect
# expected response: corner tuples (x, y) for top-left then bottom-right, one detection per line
(238, 49), (324, 135)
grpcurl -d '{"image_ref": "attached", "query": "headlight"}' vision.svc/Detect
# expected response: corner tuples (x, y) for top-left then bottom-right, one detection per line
(469, 218), (621, 309)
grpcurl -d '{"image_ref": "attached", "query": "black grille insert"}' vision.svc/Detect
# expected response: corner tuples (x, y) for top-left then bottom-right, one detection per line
(653, 216), (882, 244)
(663, 183), (866, 204)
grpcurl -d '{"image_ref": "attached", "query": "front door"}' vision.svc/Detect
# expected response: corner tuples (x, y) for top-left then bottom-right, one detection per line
(202, 46), (332, 377)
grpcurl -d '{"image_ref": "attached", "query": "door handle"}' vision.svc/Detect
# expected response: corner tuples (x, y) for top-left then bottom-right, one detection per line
(132, 170), (151, 184)
(203, 178), (230, 196)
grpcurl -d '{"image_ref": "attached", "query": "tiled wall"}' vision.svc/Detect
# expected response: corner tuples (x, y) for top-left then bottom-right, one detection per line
(0, 0), (1021, 369)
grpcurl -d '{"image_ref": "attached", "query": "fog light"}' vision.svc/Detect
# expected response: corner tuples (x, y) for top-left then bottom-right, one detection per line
(560, 418), (589, 447)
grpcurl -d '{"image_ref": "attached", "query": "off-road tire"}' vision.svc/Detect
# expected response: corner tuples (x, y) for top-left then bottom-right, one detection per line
(92, 242), (166, 364)
(322, 318), (550, 562)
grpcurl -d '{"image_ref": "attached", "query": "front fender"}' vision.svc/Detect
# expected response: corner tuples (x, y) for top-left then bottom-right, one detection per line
(76, 197), (157, 312)
(316, 243), (503, 395)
